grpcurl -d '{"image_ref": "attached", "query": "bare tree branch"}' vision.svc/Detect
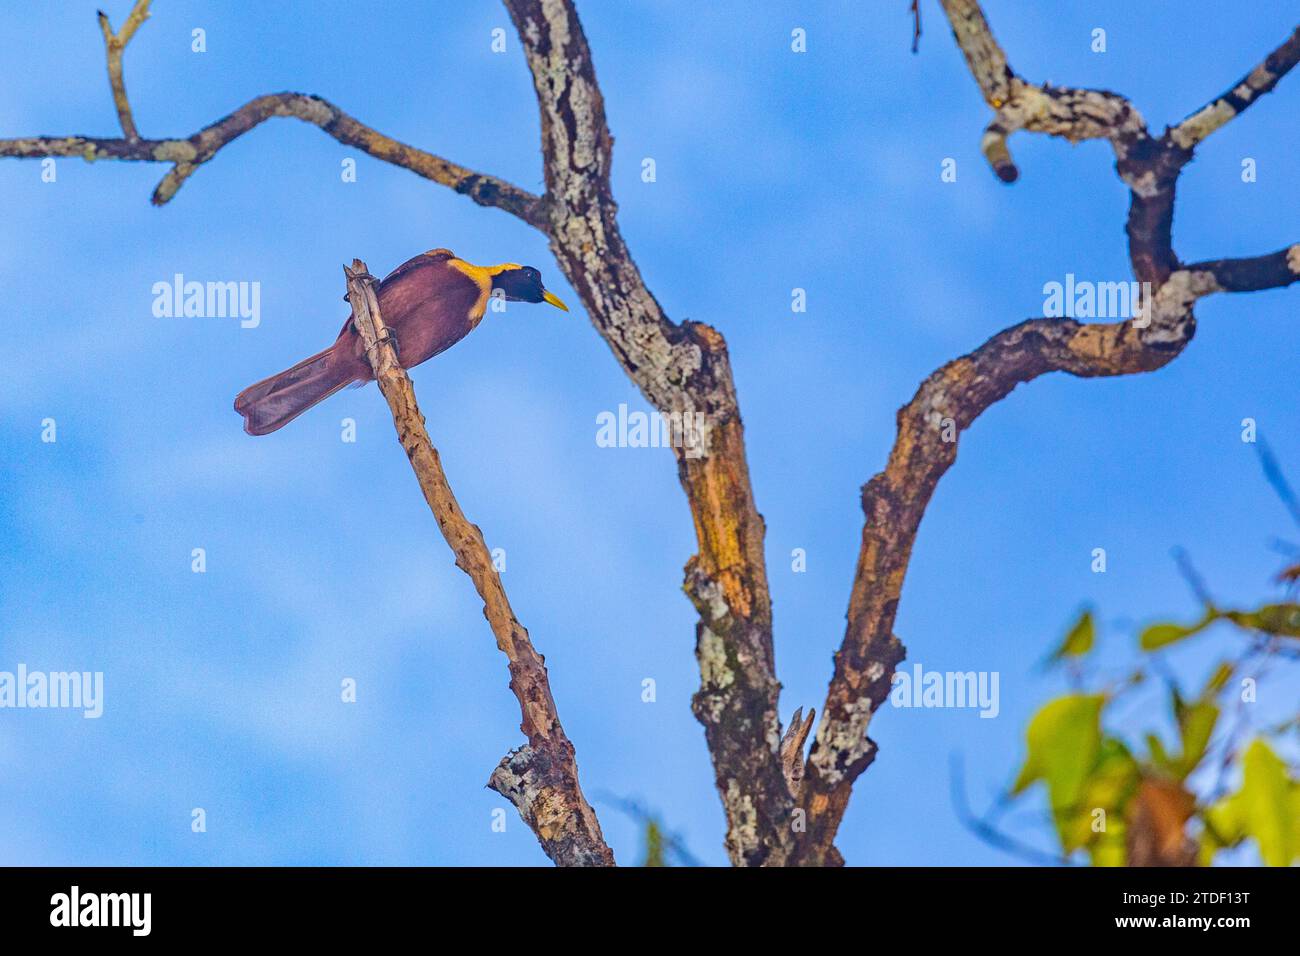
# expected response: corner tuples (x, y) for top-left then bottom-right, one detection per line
(0, 6), (546, 225)
(1, 90), (548, 223)
(941, 0), (1149, 184)
(1169, 26), (1300, 150)
(504, 0), (793, 866)
(1181, 245), (1300, 295)
(96, 0), (152, 141)
(343, 260), (613, 867)
(793, 315), (1184, 863)
(791, 2), (1300, 865)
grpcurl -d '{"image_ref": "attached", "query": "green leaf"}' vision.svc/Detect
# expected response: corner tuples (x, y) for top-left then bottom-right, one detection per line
(1206, 739), (1300, 867)
(1013, 695), (1104, 794)
(1073, 738), (1140, 858)
(1139, 615), (1212, 651)
(1146, 733), (1173, 772)
(1089, 831), (1127, 867)
(1013, 695), (1106, 848)
(642, 819), (666, 867)
(1165, 662), (1232, 780)
(1175, 700), (1219, 779)
(1046, 609), (1095, 665)
(1199, 813), (1234, 864)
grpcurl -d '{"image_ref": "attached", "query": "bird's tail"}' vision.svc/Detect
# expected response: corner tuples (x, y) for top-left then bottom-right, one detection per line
(234, 344), (358, 436)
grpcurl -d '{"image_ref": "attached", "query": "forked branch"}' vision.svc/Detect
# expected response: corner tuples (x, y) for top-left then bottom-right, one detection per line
(504, 0), (793, 865)
(790, 2), (1300, 865)
(2, 1), (546, 225)
(97, 0), (153, 140)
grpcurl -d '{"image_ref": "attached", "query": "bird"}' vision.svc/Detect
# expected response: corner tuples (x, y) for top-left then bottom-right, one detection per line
(234, 248), (568, 435)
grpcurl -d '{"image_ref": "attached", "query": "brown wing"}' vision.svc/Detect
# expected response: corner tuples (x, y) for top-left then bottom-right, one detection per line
(379, 248), (456, 286)
(332, 250), (458, 338)
(374, 251), (486, 368)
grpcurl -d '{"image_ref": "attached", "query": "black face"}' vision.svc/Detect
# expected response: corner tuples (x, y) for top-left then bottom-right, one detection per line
(491, 266), (546, 302)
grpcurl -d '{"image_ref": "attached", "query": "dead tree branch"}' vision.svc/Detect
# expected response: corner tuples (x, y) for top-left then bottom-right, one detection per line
(344, 260), (613, 867)
(504, 0), (793, 865)
(1170, 26), (1300, 150)
(789, 2), (1300, 865)
(1, 2), (546, 224)
(1, 90), (548, 224)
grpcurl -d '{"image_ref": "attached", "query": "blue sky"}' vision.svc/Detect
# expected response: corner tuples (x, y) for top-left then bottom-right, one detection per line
(1, 1), (1297, 866)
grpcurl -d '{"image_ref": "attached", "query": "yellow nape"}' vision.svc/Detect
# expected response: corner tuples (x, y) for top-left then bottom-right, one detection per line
(446, 257), (525, 322)
(447, 257), (522, 292)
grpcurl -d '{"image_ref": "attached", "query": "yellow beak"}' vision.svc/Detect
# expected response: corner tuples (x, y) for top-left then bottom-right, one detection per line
(542, 290), (570, 312)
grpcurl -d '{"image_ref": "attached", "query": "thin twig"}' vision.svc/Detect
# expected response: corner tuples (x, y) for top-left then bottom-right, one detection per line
(594, 793), (703, 867)
(1172, 547), (1217, 610)
(1209, 644), (1272, 801)
(950, 755), (1075, 866)
(1256, 436), (1300, 529)
(97, 0), (152, 140)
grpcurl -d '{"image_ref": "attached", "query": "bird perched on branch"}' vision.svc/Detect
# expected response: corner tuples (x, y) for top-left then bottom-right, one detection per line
(234, 248), (568, 435)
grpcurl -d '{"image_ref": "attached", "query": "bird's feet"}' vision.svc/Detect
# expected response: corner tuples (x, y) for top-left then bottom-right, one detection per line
(369, 327), (400, 362)
(341, 270), (380, 302)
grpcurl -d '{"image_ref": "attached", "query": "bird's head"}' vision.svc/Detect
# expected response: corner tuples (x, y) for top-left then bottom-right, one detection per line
(490, 264), (569, 311)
